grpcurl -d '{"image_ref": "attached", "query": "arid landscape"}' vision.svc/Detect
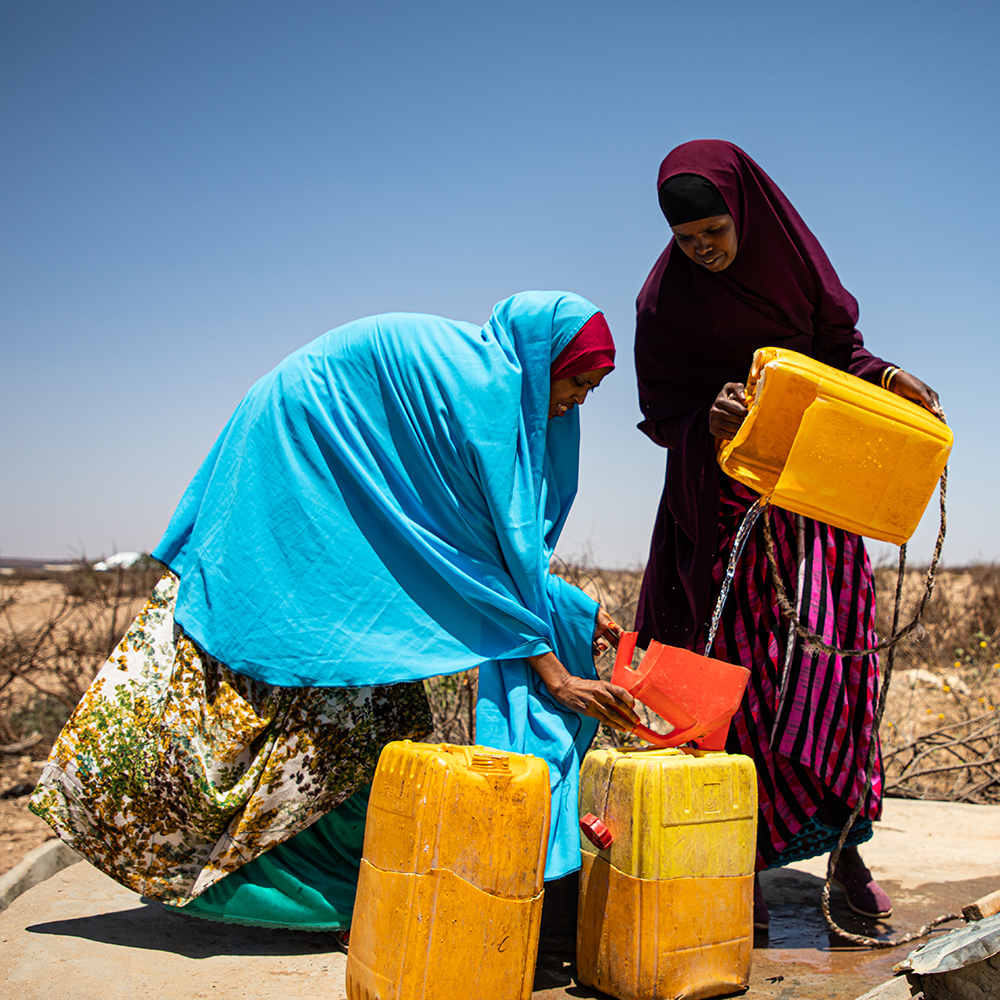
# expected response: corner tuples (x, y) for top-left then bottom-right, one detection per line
(3, 559), (999, 876)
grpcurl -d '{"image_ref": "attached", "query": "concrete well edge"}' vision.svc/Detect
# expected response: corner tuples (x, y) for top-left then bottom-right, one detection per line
(0, 839), (82, 912)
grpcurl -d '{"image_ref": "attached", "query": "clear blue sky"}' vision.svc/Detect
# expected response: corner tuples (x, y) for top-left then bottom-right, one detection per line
(2, 0), (997, 567)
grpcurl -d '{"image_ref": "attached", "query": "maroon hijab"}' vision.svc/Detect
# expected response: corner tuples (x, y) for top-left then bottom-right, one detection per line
(634, 140), (892, 647)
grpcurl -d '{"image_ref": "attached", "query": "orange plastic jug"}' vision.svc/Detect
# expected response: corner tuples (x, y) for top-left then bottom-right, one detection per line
(577, 746), (757, 1000)
(611, 632), (750, 750)
(717, 347), (952, 545)
(345, 741), (550, 1000)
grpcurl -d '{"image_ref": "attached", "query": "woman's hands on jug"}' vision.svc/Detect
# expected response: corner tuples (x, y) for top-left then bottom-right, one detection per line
(709, 382), (749, 439)
(889, 370), (942, 417)
(526, 646), (638, 733)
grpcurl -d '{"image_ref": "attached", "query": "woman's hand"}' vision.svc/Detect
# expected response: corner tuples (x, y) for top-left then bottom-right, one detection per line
(889, 370), (943, 417)
(709, 382), (749, 440)
(548, 674), (639, 732)
(592, 608), (623, 656)
(526, 650), (639, 732)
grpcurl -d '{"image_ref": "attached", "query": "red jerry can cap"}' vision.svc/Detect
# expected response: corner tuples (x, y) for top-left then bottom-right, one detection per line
(579, 813), (613, 850)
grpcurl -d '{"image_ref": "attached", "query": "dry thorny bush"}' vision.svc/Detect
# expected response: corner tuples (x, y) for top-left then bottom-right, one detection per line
(875, 562), (1000, 804)
(2, 557), (999, 805)
(0, 561), (163, 747)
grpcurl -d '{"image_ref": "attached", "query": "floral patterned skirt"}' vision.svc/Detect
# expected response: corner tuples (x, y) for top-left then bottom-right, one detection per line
(29, 572), (432, 904)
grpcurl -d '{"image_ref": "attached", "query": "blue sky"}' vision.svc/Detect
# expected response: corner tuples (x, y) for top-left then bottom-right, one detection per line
(2, 0), (997, 567)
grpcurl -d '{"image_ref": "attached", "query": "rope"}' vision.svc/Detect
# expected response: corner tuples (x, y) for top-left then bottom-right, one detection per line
(817, 528), (960, 948)
(756, 427), (962, 947)
(760, 465), (948, 659)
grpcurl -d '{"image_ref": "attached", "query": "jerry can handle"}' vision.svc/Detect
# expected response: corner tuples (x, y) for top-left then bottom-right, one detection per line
(627, 720), (689, 748)
(611, 631), (639, 686)
(467, 751), (512, 775)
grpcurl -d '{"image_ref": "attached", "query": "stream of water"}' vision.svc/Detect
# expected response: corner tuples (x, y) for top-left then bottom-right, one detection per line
(703, 496), (771, 656)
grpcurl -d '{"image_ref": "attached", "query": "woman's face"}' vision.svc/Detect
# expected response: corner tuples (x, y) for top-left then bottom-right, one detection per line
(671, 214), (738, 272)
(549, 367), (613, 420)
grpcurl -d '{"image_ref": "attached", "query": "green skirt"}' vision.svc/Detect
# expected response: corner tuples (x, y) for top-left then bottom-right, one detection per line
(179, 784), (371, 930)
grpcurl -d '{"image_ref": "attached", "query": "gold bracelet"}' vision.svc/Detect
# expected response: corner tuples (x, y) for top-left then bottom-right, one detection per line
(881, 366), (900, 390)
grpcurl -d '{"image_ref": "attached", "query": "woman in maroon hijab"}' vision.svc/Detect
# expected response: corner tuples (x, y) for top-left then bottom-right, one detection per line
(634, 140), (939, 929)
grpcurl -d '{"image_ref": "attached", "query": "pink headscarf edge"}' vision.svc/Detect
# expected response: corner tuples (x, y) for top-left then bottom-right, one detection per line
(550, 312), (616, 381)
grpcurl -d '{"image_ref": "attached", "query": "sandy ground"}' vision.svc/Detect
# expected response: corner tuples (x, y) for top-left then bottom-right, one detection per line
(1, 578), (148, 635)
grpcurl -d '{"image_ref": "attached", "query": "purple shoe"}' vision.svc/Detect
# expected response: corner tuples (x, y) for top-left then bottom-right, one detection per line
(832, 863), (893, 918)
(753, 876), (770, 930)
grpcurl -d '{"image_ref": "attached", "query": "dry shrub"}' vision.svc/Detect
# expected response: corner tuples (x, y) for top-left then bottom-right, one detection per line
(877, 564), (1000, 803)
(5, 553), (999, 804)
(551, 555), (643, 635)
(424, 671), (478, 744)
(0, 561), (162, 749)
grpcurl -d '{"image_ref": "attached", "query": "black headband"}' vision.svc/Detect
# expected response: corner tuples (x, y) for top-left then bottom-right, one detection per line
(658, 173), (729, 226)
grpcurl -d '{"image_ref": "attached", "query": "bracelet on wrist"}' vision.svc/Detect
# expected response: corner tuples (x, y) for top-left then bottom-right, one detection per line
(881, 366), (901, 390)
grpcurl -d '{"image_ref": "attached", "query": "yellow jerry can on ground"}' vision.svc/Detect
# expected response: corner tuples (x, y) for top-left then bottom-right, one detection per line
(577, 747), (757, 1000)
(345, 740), (550, 1000)
(717, 347), (952, 545)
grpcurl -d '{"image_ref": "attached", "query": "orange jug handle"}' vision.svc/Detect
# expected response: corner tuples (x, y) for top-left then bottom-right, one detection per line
(611, 631), (639, 686)
(628, 720), (683, 748)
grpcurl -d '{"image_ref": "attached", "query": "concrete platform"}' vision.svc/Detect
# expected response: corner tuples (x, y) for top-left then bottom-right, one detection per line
(2, 798), (998, 1000)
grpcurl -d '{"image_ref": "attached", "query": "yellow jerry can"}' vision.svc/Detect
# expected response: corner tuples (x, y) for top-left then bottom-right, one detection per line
(716, 347), (952, 545)
(577, 747), (757, 1000)
(345, 740), (551, 1000)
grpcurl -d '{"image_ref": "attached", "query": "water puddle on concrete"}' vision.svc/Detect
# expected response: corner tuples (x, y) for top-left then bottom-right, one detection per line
(534, 868), (1000, 999)
(739, 867), (1000, 998)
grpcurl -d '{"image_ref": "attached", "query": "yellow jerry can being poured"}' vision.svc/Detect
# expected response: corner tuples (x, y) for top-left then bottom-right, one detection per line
(716, 347), (952, 545)
(345, 740), (551, 1000)
(577, 747), (758, 1000)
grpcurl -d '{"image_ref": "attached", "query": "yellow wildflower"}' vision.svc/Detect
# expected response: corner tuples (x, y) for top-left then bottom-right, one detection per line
(981, 641), (988, 648)
(937, 713), (945, 720)
(943, 685), (951, 693)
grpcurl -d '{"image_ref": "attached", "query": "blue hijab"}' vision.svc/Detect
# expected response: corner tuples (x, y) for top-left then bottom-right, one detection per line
(153, 290), (610, 879)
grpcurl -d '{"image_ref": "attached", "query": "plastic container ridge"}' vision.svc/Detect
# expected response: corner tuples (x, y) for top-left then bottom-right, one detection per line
(717, 347), (952, 545)
(345, 740), (551, 1000)
(577, 747), (757, 1000)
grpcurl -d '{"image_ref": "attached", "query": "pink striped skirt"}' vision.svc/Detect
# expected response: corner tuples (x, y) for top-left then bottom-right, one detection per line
(692, 475), (882, 871)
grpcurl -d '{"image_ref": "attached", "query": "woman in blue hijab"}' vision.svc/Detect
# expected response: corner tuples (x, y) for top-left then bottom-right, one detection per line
(30, 291), (636, 935)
